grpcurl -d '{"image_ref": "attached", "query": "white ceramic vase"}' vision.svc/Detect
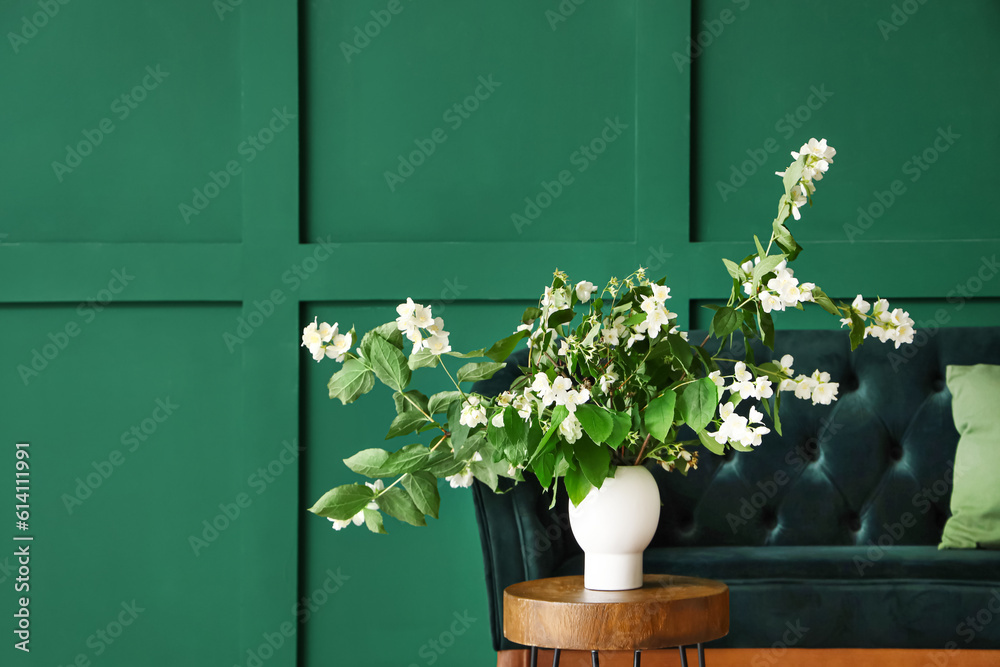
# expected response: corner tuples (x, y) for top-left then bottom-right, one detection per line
(568, 465), (661, 591)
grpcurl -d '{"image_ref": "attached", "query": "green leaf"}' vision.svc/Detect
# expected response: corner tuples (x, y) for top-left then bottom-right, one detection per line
(752, 254), (787, 283)
(697, 430), (725, 456)
(677, 378), (719, 432)
(564, 464), (594, 507)
(456, 361), (506, 383)
(532, 405), (569, 461)
(327, 359), (376, 405)
(364, 322), (403, 350)
(376, 487), (426, 527)
(408, 349), (440, 370)
(503, 406), (527, 452)
(454, 430), (486, 461)
(811, 287), (840, 316)
(402, 471), (440, 520)
(343, 448), (390, 477)
(546, 308), (575, 330)
(574, 404), (614, 444)
(573, 436), (612, 488)
(781, 160), (805, 195)
(669, 334), (694, 370)
(393, 390), (429, 415)
(522, 307), (542, 324)
(754, 234), (767, 258)
(644, 390), (677, 442)
(712, 307), (742, 338)
(428, 391), (463, 415)
(531, 449), (556, 491)
(426, 448), (466, 477)
(849, 309), (865, 351)
(309, 484), (375, 520)
(385, 410), (431, 440)
(759, 310), (775, 350)
(772, 221), (802, 261)
(722, 258), (743, 279)
(606, 410), (631, 448)
(381, 443), (431, 474)
(471, 459), (501, 491)
(363, 508), (387, 534)
(445, 348), (486, 359)
(485, 330), (529, 362)
(773, 391), (783, 437)
(364, 333), (411, 392)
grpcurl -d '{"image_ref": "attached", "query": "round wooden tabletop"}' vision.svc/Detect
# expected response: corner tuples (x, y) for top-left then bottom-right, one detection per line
(503, 574), (729, 651)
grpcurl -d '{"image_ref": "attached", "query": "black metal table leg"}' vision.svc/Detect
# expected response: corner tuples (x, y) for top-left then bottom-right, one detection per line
(529, 646), (537, 667)
(633, 649), (641, 666)
(698, 642), (705, 667)
(552, 647), (561, 667)
(591, 649), (599, 666)
(678, 645), (689, 667)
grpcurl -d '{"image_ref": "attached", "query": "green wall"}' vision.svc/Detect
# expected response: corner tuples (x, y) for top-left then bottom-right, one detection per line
(1, 1), (998, 666)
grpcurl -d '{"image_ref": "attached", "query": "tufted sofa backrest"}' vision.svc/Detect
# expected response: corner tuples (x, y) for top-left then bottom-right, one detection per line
(652, 326), (999, 548)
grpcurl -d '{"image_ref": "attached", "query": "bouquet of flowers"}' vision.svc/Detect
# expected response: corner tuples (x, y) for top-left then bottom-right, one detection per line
(303, 139), (916, 533)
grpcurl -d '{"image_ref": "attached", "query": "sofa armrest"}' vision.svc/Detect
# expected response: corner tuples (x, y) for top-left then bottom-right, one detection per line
(472, 476), (578, 651)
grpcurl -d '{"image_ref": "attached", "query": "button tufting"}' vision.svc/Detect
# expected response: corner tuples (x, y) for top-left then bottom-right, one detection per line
(932, 377), (946, 392)
(889, 444), (903, 461)
(847, 514), (862, 532)
(762, 511), (778, 530)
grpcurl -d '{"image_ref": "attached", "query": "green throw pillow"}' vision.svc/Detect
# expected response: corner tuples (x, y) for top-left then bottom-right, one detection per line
(940, 364), (1000, 549)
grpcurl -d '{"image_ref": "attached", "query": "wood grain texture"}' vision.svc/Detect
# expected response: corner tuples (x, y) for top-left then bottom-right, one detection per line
(497, 648), (1000, 667)
(503, 575), (729, 650)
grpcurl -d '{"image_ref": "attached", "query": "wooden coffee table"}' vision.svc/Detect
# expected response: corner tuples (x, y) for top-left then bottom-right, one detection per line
(504, 574), (729, 666)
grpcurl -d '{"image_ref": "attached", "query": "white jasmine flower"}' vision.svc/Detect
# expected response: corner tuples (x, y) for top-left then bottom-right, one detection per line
(795, 138), (836, 161)
(550, 377), (573, 406)
(709, 370), (725, 388)
(301, 318), (323, 350)
(652, 284), (672, 302)
(412, 304), (434, 329)
(793, 375), (818, 400)
(396, 298), (417, 319)
(811, 382), (839, 405)
(558, 412), (583, 444)
(753, 376), (774, 400)
(558, 339), (570, 357)
(514, 389), (533, 420)
(598, 371), (618, 394)
(625, 332), (645, 349)
(790, 183), (808, 221)
(640, 294), (660, 315)
(446, 453), (483, 489)
(575, 281), (597, 303)
(425, 334), (452, 356)
(779, 355), (795, 376)
(759, 291), (784, 314)
(748, 406), (764, 424)
(728, 362), (756, 401)
(491, 410), (504, 428)
(639, 306), (671, 338)
(460, 396), (488, 428)
(852, 295), (871, 315)
(563, 388), (590, 413)
(427, 317), (448, 337)
(497, 391), (514, 408)
(318, 321), (336, 342)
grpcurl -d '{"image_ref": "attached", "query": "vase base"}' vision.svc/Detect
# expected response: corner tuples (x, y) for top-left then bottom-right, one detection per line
(583, 553), (643, 591)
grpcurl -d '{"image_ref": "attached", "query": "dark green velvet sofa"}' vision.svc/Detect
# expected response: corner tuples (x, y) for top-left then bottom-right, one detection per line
(471, 327), (1000, 651)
